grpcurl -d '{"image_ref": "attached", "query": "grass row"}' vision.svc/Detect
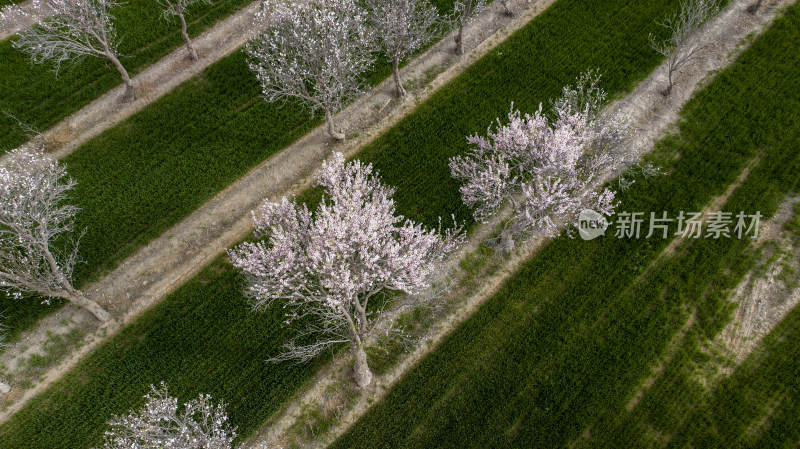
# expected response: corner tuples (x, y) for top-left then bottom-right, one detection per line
(0, 0), (461, 338)
(0, 0), (692, 446)
(0, 0), (255, 151)
(330, 5), (800, 448)
(665, 305), (800, 448)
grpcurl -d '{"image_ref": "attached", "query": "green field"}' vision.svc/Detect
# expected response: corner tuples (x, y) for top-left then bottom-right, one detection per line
(0, 0), (689, 447)
(662, 306), (800, 448)
(330, 5), (800, 448)
(0, 0), (460, 340)
(0, 0), (254, 151)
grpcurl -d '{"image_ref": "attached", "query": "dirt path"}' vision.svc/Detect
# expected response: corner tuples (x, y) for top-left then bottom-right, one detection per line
(233, 1), (794, 447)
(2, 0), (264, 161)
(0, 0), (552, 422)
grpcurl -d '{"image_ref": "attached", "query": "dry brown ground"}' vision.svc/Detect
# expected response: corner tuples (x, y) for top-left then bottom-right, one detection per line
(714, 196), (800, 367)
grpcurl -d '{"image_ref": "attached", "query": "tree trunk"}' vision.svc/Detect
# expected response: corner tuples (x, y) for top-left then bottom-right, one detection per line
(455, 26), (465, 55)
(747, 0), (763, 13)
(179, 13), (199, 61)
(498, 227), (515, 254)
(455, 0), (473, 55)
(663, 66), (674, 96)
(392, 58), (405, 97)
(351, 342), (372, 388)
(107, 52), (135, 102)
(68, 291), (111, 322)
(41, 246), (111, 322)
(325, 110), (345, 140)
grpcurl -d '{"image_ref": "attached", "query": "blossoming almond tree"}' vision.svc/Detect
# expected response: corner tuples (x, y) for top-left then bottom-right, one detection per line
(246, 0), (375, 140)
(366, 0), (440, 97)
(12, 0), (136, 102)
(229, 153), (464, 388)
(157, 0), (212, 61)
(0, 147), (110, 321)
(99, 383), (238, 449)
(450, 72), (625, 252)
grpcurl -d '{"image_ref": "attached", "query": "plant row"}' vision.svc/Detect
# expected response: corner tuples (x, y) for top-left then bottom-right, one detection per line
(329, 5), (800, 447)
(0, 0), (252, 151)
(0, 0), (462, 338)
(0, 0), (686, 446)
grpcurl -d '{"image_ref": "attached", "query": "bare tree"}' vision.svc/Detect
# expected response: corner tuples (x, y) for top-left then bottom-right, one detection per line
(747, 0), (764, 14)
(229, 153), (464, 388)
(246, 0), (376, 140)
(12, 0), (135, 102)
(99, 382), (238, 449)
(449, 0), (487, 55)
(450, 72), (626, 251)
(0, 147), (110, 321)
(366, 0), (439, 98)
(648, 0), (720, 96)
(157, 0), (212, 61)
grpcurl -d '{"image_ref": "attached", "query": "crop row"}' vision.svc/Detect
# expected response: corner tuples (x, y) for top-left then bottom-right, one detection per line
(0, 0), (253, 151)
(668, 305), (800, 447)
(0, 0), (459, 338)
(0, 0), (692, 447)
(329, 5), (800, 448)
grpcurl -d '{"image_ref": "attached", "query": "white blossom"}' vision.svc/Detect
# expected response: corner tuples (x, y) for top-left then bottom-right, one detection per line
(366, 0), (439, 97)
(12, 0), (136, 101)
(0, 146), (109, 320)
(228, 153), (464, 387)
(450, 72), (627, 249)
(246, 0), (376, 140)
(100, 382), (237, 449)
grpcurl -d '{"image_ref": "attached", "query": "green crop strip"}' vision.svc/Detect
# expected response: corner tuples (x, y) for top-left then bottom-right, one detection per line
(0, 0), (255, 151)
(330, 5), (800, 449)
(0, 0), (703, 447)
(0, 0), (459, 341)
(667, 306), (800, 448)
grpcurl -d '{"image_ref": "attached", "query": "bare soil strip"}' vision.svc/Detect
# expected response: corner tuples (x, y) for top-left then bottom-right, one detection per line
(0, 0), (40, 41)
(713, 196), (800, 367)
(0, 0), (552, 422)
(233, 2), (793, 447)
